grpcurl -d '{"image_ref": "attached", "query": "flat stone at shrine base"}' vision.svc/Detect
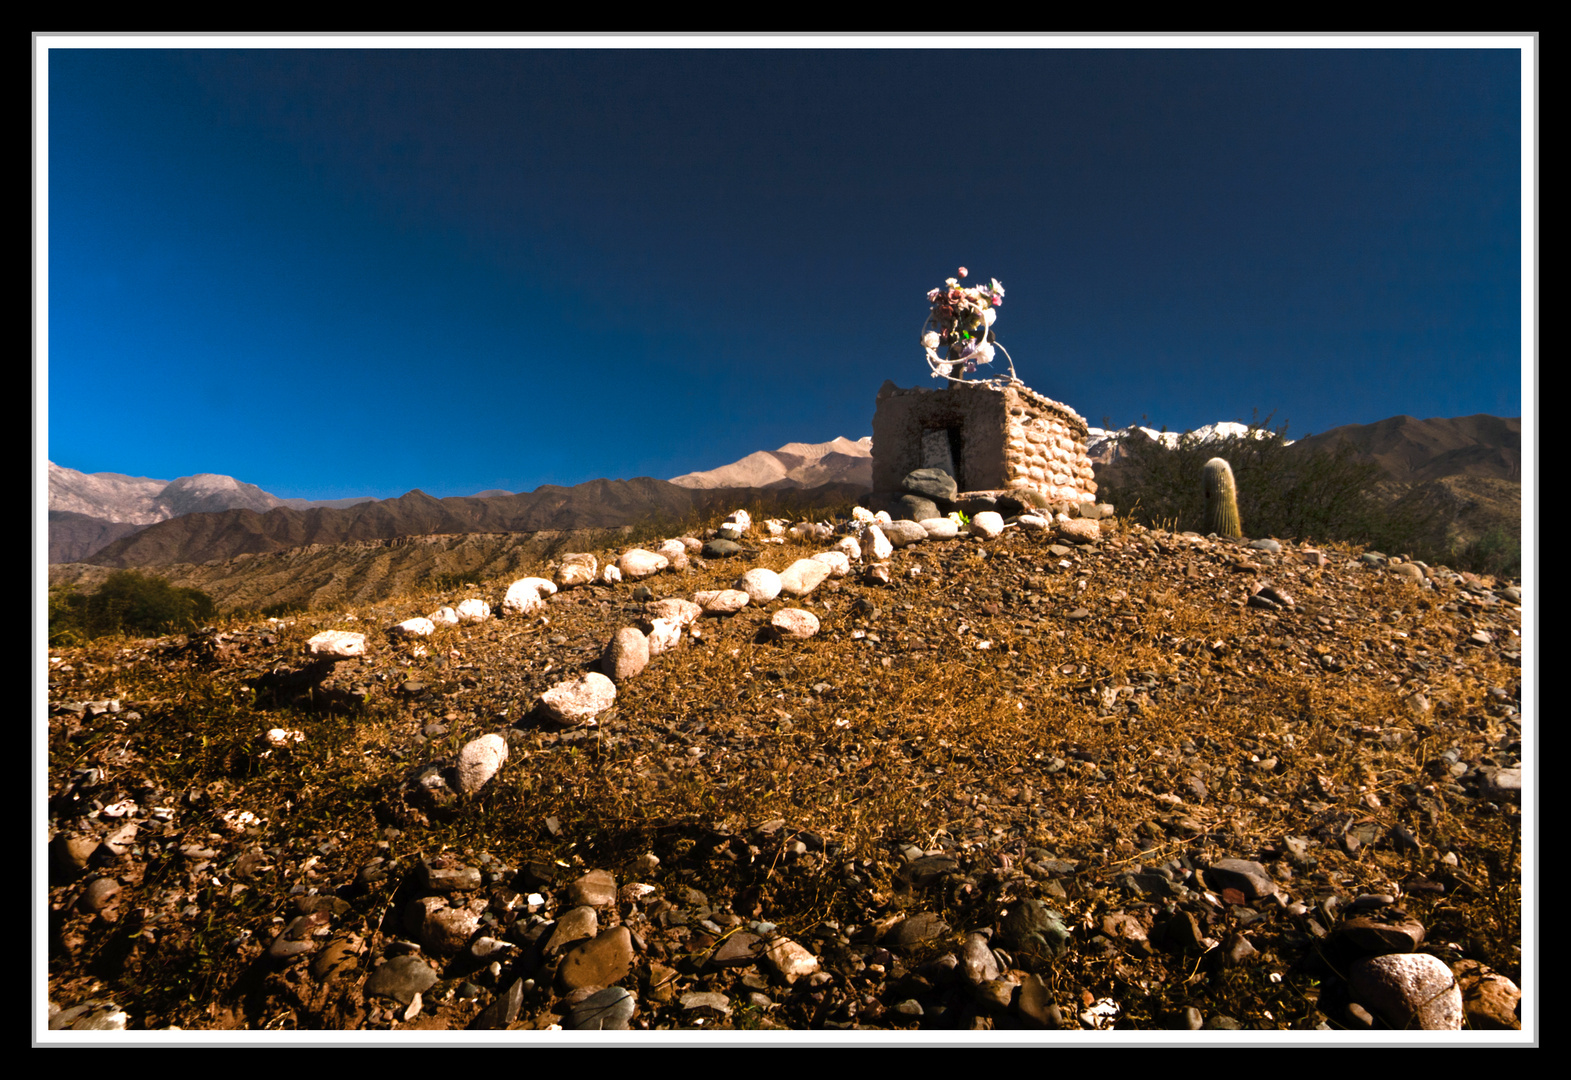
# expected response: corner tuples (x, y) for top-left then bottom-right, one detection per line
(558, 926), (634, 991)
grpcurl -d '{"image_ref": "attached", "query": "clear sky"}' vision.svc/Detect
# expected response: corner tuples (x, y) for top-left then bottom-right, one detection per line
(38, 35), (1533, 502)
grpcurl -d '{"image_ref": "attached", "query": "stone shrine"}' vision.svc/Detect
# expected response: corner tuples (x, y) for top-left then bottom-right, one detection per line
(869, 378), (1098, 514)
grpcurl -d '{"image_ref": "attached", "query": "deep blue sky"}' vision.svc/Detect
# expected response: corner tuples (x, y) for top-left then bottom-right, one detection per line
(40, 38), (1531, 502)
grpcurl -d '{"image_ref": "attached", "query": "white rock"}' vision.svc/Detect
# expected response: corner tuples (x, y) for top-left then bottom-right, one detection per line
(735, 567), (783, 603)
(875, 510), (893, 524)
(719, 522), (745, 540)
(771, 609), (820, 639)
(970, 511), (1006, 539)
(602, 626), (650, 682)
(265, 728), (304, 748)
(678, 536), (704, 552)
(392, 617), (436, 637)
(763, 938), (821, 984)
(1016, 514), (1051, 531)
(600, 564), (623, 585)
(456, 733), (508, 795)
(539, 672), (617, 726)
(779, 558), (833, 597)
(455, 598), (491, 624)
(919, 518), (959, 539)
(865, 563), (891, 585)
(307, 630), (366, 658)
(725, 509), (752, 533)
(882, 520), (928, 547)
(648, 597), (703, 628)
(866, 525), (895, 560)
(502, 577), (557, 616)
(810, 551), (851, 577)
(1350, 953), (1463, 1030)
(764, 518), (788, 535)
(618, 549), (669, 579)
(790, 521), (832, 542)
(555, 554), (598, 588)
(851, 506), (876, 523)
(1056, 518), (1102, 545)
(656, 539), (690, 569)
(695, 589), (750, 614)
(646, 617), (682, 656)
(428, 606), (459, 627)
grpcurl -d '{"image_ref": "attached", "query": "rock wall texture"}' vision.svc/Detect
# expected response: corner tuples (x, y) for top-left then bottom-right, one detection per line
(871, 380), (1098, 504)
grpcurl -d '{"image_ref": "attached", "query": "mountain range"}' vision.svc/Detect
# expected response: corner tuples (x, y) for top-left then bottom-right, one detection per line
(46, 416), (1520, 612)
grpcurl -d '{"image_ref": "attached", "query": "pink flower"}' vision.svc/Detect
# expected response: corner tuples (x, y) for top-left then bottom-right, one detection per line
(957, 266), (969, 278)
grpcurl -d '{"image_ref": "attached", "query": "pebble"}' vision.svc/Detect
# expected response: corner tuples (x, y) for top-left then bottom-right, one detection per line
(538, 672), (617, 726)
(602, 626), (650, 681)
(454, 733), (507, 795)
(778, 558), (833, 597)
(364, 955), (438, 1006)
(885, 911), (949, 947)
(771, 609), (820, 640)
(306, 630), (366, 658)
(558, 926), (634, 991)
(695, 589), (749, 614)
(1453, 960), (1521, 1030)
(617, 549), (668, 579)
(567, 986), (636, 1030)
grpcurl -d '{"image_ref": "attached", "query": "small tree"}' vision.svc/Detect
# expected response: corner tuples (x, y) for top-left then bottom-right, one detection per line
(51, 571), (218, 642)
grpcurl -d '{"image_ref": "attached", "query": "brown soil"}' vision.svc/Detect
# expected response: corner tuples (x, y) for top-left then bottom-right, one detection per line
(44, 518), (1524, 1034)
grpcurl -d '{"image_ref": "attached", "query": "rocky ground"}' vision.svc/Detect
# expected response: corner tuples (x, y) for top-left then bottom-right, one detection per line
(43, 514), (1527, 1038)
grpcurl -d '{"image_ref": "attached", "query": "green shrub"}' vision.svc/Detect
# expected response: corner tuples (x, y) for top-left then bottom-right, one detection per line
(1448, 526), (1521, 579)
(1100, 415), (1442, 554)
(49, 571), (217, 643)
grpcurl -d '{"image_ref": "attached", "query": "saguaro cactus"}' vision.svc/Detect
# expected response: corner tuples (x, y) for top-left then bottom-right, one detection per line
(1203, 457), (1242, 538)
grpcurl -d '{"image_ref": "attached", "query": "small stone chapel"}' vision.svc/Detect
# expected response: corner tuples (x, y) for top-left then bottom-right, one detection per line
(868, 378), (1100, 514)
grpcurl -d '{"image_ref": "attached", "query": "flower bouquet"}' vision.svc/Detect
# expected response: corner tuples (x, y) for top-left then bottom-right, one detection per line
(922, 267), (1016, 382)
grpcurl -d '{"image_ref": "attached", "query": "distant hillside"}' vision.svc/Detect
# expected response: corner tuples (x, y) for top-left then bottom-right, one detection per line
(1091, 414), (1521, 559)
(1290, 414), (1520, 485)
(47, 511), (148, 565)
(670, 436), (872, 490)
(81, 478), (869, 570)
(48, 461), (379, 562)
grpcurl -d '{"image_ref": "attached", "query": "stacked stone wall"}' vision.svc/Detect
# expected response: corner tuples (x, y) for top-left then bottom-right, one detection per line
(871, 380), (1097, 505)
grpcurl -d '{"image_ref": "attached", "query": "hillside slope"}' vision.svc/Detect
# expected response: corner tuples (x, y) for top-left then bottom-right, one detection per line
(46, 515), (1524, 1034)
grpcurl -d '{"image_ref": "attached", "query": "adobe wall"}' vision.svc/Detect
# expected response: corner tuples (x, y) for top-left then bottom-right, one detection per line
(871, 380), (1098, 505)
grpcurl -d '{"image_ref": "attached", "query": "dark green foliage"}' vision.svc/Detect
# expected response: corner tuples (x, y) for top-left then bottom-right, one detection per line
(48, 571), (217, 643)
(1447, 526), (1521, 579)
(1101, 415), (1442, 555)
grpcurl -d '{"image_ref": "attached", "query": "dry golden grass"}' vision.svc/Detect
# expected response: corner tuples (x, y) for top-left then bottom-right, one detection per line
(45, 509), (1524, 1032)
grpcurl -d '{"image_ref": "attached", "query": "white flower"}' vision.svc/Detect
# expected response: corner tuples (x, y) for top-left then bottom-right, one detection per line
(921, 331), (940, 350)
(982, 307), (996, 327)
